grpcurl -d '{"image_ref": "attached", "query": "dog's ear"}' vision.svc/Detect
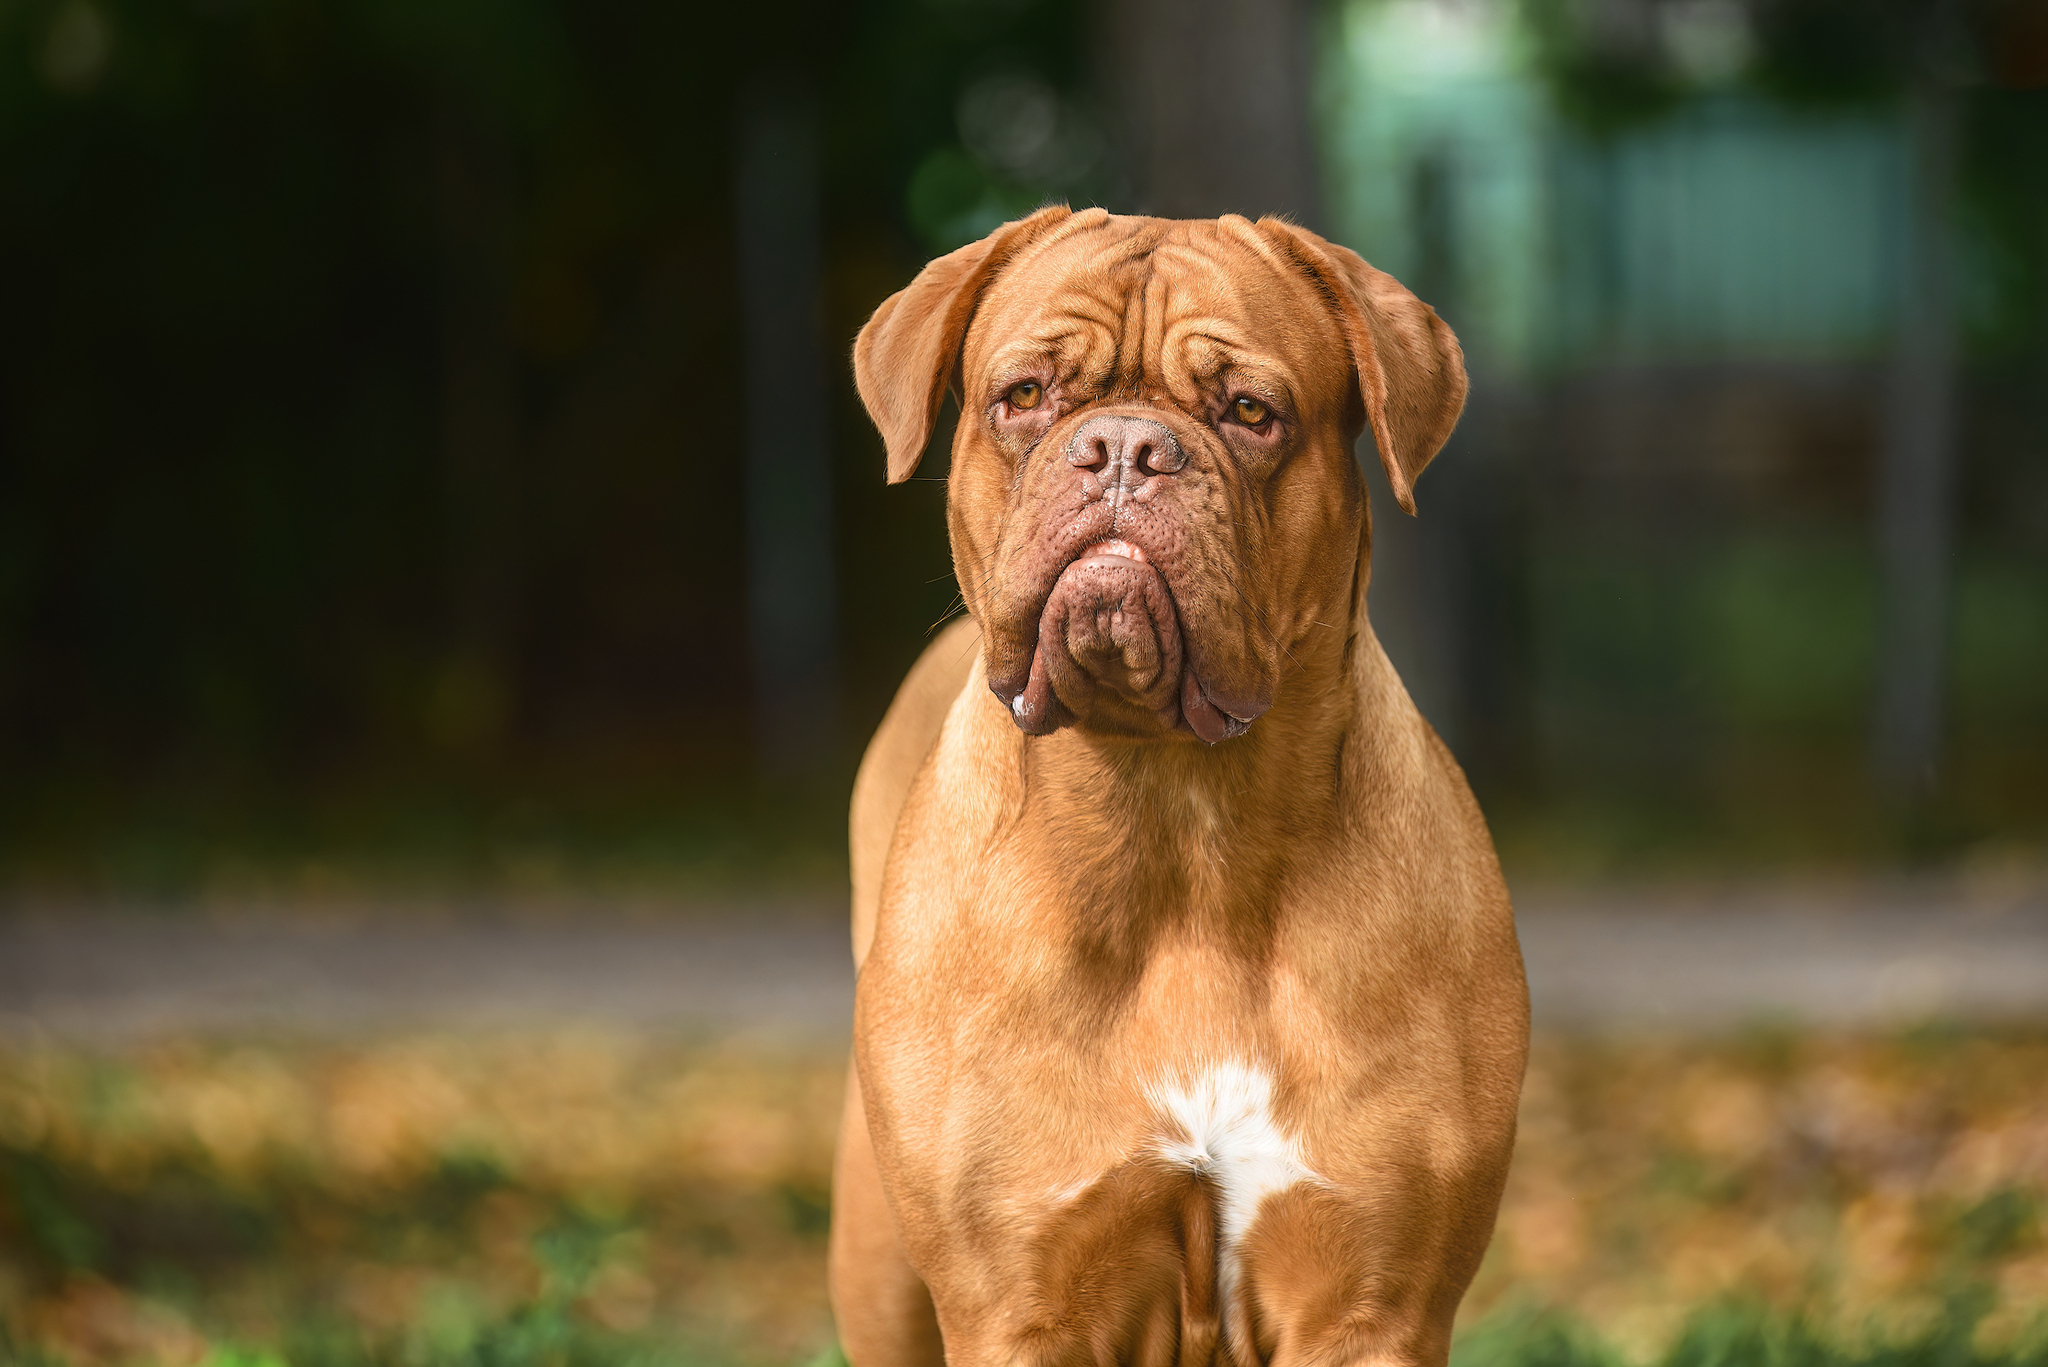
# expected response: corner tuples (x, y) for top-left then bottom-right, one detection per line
(1256, 220), (1467, 515)
(854, 205), (1074, 484)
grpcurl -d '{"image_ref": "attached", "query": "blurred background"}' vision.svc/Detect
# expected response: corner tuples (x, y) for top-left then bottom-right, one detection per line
(1, 0), (2042, 891)
(2, 0), (2046, 1364)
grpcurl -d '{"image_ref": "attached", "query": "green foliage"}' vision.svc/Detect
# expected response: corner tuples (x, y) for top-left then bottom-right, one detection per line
(1696, 534), (1878, 734)
(1453, 1299), (2048, 1367)
(1517, 0), (1685, 135)
(904, 146), (1042, 254)
(257, 1303), (722, 1367)
(1517, 0), (1933, 130)
(1954, 558), (2048, 729)
(1746, 0), (1916, 107)
(3, 1152), (103, 1273)
(1455, 1310), (1620, 1367)
(1964, 86), (2048, 355)
(1954, 1189), (2040, 1265)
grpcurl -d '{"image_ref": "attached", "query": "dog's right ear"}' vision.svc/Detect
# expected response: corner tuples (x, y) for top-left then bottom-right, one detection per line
(854, 204), (1073, 484)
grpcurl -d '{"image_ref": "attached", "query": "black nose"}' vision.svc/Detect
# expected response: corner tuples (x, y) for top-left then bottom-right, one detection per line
(1065, 414), (1186, 477)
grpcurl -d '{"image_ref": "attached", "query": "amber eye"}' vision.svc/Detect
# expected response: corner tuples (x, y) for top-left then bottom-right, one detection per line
(1232, 396), (1270, 426)
(1007, 381), (1044, 411)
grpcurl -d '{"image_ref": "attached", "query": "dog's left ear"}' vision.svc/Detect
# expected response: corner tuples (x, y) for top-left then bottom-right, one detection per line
(1256, 220), (1467, 515)
(854, 204), (1074, 484)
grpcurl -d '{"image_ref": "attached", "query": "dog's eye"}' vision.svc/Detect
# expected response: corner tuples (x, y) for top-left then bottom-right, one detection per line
(1007, 381), (1044, 411)
(1232, 396), (1270, 426)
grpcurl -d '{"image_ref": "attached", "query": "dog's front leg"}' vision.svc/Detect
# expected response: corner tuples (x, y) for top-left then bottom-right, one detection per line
(830, 1057), (945, 1367)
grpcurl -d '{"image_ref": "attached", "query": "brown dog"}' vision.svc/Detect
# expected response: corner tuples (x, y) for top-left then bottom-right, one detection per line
(831, 207), (1528, 1367)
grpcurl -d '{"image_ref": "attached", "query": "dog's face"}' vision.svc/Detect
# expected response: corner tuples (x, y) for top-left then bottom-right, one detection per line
(856, 208), (1466, 743)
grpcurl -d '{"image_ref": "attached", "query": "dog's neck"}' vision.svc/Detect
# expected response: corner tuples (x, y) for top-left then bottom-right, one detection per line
(986, 599), (1407, 951)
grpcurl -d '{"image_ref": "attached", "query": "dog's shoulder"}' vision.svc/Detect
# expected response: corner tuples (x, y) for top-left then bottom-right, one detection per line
(849, 614), (983, 968)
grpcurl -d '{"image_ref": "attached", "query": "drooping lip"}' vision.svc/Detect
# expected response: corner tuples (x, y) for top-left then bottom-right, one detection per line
(996, 536), (1260, 743)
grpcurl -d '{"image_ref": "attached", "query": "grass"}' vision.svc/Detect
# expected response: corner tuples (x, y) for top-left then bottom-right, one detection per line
(0, 1034), (842, 1367)
(1, 1028), (2044, 1366)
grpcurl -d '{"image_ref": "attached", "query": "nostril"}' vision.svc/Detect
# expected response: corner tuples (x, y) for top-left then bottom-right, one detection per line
(1146, 440), (1186, 474)
(1068, 438), (1111, 470)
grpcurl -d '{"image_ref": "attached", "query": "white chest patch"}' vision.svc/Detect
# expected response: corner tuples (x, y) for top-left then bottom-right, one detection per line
(1148, 1062), (1320, 1325)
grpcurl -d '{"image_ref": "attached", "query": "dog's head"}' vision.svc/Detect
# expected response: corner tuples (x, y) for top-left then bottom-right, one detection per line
(855, 207), (1465, 743)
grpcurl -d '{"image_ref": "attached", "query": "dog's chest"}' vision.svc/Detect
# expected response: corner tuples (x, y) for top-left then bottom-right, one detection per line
(859, 924), (1331, 1278)
(865, 988), (1331, 1358)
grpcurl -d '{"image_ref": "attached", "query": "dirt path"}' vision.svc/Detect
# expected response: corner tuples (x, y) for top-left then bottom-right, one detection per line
(0, 904), (854, 1041)
(2, 880), (2043, 1039)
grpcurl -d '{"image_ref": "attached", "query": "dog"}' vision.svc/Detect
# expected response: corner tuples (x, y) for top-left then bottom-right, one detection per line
(830, 206), (1528, 1367)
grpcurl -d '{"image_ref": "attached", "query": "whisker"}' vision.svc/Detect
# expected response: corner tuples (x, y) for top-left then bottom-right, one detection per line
(925, 603), (970, 636)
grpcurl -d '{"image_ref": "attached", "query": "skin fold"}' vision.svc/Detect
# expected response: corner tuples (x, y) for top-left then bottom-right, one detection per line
(833, 207), (1529, 1367)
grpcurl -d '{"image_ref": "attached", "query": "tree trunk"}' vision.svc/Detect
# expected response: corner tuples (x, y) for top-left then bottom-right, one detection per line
(1872, 80), (1959, 794)
(1103, 0), (1323, 225)
(736, 75), (839, 778)
(435, 102), (522, 756)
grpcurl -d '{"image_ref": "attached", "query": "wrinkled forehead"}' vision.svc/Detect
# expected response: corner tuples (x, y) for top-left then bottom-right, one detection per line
(961, 217), (1350, 406)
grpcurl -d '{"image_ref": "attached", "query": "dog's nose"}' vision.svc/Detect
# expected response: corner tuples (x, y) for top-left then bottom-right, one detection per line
(1065, 414), (1186, 478)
